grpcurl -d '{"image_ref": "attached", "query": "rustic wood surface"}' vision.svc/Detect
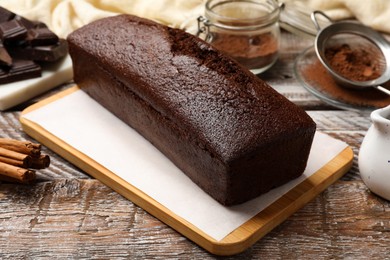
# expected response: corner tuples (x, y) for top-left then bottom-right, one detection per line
(1, 30), (389, 259)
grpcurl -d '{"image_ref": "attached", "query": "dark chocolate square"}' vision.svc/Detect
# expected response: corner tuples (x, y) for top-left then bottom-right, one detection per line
(0, 19), (27, 43)
(0, 59), (41, 84)
(9, 39), (68, 62)
(0, 7), (15, 23)
(14, 15), (35, 30)
(27, 27), (59, 46)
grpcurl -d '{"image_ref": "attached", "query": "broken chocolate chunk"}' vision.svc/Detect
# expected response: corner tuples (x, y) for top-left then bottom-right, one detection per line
(0, 19), (27, 43)
(0, 7), (15, 23)
(13, 15), (47, 30)
(14, 15), (35, 30)
(27, 27), (59, 46)
(0, 41), (12, 66)
(0, 59), (41, 84)
(0, 6), (68, 84)
(9, 39), (68, 62)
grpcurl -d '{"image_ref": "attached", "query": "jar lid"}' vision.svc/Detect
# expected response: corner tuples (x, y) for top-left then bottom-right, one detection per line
(279, 2), (331, 38)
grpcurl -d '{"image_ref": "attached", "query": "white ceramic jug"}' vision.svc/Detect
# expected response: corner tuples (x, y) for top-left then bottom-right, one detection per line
(359, 105), (390, 200)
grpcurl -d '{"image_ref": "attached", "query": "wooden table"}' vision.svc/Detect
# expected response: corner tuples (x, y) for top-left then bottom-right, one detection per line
(1, 31), (389, 259)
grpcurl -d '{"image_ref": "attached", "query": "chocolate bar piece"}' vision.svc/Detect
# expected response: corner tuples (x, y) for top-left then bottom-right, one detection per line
(0, 7), (68, 85)
(0, 19), (27, 43)
(0, 41), (12, 66)
(0, 59), (41, 84)
(27, 27), (59, 46)
(0, 7), (15, 23)
(14, 15), (35, 30)
(9, 39), (68, 62)
(13, 15), (48, 30)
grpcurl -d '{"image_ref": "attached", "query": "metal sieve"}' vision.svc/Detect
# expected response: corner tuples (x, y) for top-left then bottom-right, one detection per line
(311, 11), (390, 96)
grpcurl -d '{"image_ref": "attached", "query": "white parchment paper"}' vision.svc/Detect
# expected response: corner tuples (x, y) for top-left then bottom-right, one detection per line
(22, 89), (348, 241)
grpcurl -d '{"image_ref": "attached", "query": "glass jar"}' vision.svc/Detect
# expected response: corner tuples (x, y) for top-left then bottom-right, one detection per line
(197, 0), (281, 74)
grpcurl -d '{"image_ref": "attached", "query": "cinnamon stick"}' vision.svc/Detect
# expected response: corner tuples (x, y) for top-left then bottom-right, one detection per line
(30, 154), (50, 169)
(0, 175), (24, 183)
(0, 161), (35, 183)
(0, 155), (30, 168)
(0, 138), (50, 183)
(0, 138), (41, 156)
(0, 146), (31, 165)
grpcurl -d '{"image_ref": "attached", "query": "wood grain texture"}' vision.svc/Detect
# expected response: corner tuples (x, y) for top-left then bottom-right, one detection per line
(1, 29), (389, 258)
(1, 179), (389, 259)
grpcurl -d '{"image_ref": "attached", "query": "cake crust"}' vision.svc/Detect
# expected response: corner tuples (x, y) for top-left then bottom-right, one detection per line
(67, 14), (316, 205)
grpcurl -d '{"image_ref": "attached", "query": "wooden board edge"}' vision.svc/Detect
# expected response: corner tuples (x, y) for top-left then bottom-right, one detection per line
(21, 85), (80, 115)
(213, 146), (353, 255)
(20, 115), (220, 253)
(19, 87), (354, 256)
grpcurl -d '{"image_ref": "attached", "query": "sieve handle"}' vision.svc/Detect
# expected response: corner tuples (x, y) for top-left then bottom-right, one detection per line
(375, 86), (390, 96)
(311, 10), (333, 31)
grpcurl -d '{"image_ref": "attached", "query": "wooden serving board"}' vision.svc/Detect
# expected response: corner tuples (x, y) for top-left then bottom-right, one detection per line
(20, 86), (354, 256)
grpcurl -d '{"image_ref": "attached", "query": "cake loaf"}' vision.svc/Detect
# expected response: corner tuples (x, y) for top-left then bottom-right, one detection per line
(67, 15), (316, 206)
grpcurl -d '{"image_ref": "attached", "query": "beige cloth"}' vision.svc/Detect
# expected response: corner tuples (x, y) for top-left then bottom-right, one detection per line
(285, 0), (390, 33)
(0, 0), (206, 37)
(0, 0), (389, 38)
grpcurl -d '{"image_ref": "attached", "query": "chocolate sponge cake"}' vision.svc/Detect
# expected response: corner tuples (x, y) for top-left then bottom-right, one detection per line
(67, 15), (316, 206)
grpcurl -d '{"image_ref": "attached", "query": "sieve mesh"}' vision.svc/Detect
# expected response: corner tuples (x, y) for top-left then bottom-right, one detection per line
(322, 33), (386, 83)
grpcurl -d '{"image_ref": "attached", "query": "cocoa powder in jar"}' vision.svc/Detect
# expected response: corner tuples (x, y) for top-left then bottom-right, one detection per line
(211, 32), (278, 70)
(202, 0), (281, 73)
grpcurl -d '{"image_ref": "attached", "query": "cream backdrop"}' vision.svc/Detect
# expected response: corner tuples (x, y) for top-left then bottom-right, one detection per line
(0, 0), (389, 38)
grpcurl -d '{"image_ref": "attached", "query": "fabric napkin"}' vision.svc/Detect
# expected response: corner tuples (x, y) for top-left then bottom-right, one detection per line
(1, 0), (389, 38)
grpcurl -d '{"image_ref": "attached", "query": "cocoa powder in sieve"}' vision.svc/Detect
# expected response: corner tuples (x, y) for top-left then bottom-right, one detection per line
(325, 44), (383, 82)
(211, 32), (278, 70)
(302, 58), (390, 108)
